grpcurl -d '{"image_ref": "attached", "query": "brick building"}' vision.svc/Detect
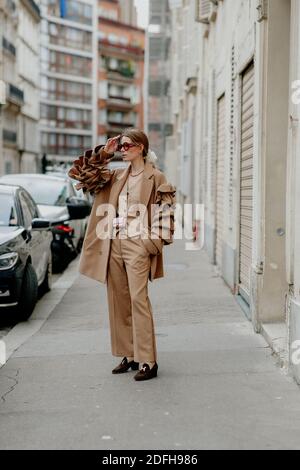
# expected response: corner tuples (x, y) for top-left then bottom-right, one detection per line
(98, 0), (145, 149)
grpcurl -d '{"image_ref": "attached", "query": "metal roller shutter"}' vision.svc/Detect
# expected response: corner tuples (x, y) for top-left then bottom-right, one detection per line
(215, 94), (225, 269)
(239, 62), (254, 303)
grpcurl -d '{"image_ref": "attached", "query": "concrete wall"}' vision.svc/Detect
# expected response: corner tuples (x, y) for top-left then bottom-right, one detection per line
(195, 0), (257, 293)
(286, 0), (300, 384)
(252, 0), (290, 325)
(169, 0), (300, 384)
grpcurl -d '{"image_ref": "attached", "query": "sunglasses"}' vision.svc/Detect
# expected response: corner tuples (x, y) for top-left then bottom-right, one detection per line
(118, 142), (138, 151)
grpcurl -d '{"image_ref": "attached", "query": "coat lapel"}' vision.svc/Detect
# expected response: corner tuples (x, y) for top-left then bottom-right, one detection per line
(139, 161), (155, 209)
(109, 161), (155, 210)
(108, 164), (131, 209)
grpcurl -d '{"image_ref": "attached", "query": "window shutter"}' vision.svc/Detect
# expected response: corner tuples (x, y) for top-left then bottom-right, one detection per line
(229, 45), (235, 229)
(201, 80), (209, 203)
(195, 0), (218, 23)
(195, 0), (210, 23)
(210, 71), (217, 205)
(239, 62), (255, 303)
(215, 94), (226, 269)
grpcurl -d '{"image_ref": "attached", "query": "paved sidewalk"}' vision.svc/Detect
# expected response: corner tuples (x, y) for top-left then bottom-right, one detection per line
(0, 239), (300, 450)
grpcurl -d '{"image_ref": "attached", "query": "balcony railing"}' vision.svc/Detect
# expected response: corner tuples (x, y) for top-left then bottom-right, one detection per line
(42, 90), (92, 104)
(100, 38), (144, 59)
(3, 129), (17, 144)
(107, 67), (135, 79)
(49, 35), (92, 52)
(108, 94), (131, 102)
(2, 37), (16, 56)
(106, 97), (134, 110)
(107, 71), (135, 84)
(108, 120), (135, 128)
(42, 145), (87, 157)
(7, 83), (24, 106)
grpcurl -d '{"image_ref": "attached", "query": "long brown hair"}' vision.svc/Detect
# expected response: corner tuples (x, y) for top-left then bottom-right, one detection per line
(121, 128), (149, 158)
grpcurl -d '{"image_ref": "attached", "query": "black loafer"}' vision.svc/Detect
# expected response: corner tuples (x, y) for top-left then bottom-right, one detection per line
(112, 357), (139, 374)
(134, 363), (158, 381)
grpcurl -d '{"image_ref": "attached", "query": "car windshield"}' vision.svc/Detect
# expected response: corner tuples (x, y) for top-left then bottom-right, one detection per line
(3, 177), (67, 206)
(0, 193), (18, 226)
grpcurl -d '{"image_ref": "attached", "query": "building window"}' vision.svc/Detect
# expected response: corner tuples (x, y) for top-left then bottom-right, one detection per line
(119, 37), (129, 46)
(107, 111), (136, 127)
(148, 24), (161, 34)
(98, 81), (108, 99)
(98, 7), (118, 21)
(47, 0), (92, 26)
(40, 104), (92, 130)
(4, 161), (12, 174)
(99, 109), (107, 124)
(41, 77), (92, 103)
(41, 132), (92, 156)
(148, 123), (161, 132)
(108, 34), (119, 44)
(104, 57), (136, 78)
(41, 50), (92, 77)
(149, 80), (163, 96)
(149, 37), (165, 59)
(42, 22), (92, 51)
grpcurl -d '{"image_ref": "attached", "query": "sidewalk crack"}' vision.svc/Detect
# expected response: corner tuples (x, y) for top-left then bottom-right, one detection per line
(1, 369), (20, 404)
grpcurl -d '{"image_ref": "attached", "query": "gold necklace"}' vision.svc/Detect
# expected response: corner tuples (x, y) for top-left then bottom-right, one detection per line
(130, 167), (144, 177)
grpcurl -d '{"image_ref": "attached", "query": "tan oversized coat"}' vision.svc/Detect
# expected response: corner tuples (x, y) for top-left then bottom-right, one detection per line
(69, 149), (176, 284)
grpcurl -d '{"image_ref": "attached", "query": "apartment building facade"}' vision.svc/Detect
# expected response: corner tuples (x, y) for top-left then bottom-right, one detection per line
(40, 0), (97, 164)
(146, 0), (172, 173)
(98, 0), (145, 148)
(169, 0), (300, 384)
(18, 0), (41, 172)
(119, 0), (137, 27)
(0, 0), (28, 175)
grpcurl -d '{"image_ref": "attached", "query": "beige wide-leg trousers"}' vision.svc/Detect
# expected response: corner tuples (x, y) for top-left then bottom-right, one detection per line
(106, 232), (157, 364)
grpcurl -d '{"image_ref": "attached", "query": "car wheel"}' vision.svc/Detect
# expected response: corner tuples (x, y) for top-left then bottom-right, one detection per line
(39, 254), (52, 295)
(16, 263), (38, 321)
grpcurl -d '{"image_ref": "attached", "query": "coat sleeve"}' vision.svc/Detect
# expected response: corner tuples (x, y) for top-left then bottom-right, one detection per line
(149, 175), (177, 249)
(68, 145), (115, 195)
(155, 181), (176, 246)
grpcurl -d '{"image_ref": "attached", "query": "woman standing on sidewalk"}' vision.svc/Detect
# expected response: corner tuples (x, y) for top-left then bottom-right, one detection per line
(68, 129), (176, 381)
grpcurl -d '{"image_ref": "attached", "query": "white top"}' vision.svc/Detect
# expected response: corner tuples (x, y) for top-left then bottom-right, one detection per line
(115, 169), (145, 237)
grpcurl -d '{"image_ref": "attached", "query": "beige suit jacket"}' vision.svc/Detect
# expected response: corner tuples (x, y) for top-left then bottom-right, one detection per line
(73, 156), (176, 284)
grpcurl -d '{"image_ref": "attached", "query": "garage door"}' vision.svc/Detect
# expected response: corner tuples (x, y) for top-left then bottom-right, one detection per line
(215, 94), (225, 269)
(239, 62), (254, 303)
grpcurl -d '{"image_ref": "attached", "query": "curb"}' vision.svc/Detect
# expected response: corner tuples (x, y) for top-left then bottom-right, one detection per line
(0, 258), (80, 369)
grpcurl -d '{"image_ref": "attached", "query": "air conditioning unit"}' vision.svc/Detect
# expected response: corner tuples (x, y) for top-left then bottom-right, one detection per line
(195, 0), (218, 24)
(0, 80), (6, 106)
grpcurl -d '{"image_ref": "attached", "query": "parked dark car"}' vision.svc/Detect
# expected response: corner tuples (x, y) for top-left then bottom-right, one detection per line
(0, 183), (52, 321)
(0, 174), (92, 272)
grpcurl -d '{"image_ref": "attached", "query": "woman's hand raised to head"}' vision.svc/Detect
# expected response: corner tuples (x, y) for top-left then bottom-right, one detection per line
(104, 135), (121, 155)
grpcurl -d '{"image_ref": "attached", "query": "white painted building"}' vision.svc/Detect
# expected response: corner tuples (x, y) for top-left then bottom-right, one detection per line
(169, 0), (300, 384)
(39, 0), (98, 164)
(18, 0), (41, 172)
(0, 0), (26, 174)
(146, 0), (172, 173)
(119, 0), (137, 27)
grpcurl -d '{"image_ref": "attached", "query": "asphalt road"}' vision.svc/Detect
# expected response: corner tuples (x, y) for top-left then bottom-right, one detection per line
(0, 240), (300, 450)
(0, 273), (61, 341)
